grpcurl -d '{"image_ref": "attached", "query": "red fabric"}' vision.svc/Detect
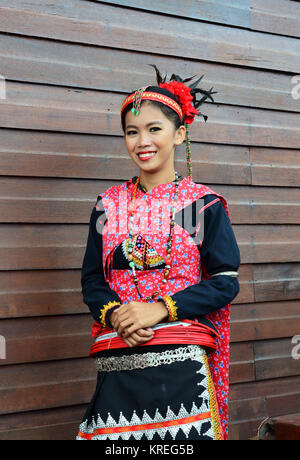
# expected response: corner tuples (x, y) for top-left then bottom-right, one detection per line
(90, 319), (218, 355)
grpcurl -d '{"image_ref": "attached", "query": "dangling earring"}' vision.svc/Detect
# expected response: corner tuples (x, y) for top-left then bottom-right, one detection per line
(185, 122), (192, 179)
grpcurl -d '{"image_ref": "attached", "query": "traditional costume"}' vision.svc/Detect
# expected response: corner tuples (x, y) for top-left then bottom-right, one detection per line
(76, 68), (240, 440)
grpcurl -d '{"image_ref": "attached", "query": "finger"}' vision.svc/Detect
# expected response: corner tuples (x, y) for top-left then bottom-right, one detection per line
(114, 309), (131, 324)
(113, 303), (129, 316)
(113, 310), (130, 328)
(135, 328), (154, 337)
(117, 320), (135, 337)
(121, 323), (140, 338)
(124, 330), (155, 347)
(110, 307), (121, 326)
(130, 331), (154, 344)
(122, 330), (150, 346)
(123, 336), (137, 347)
(117, 318), (141, 337)
(127, 320), (150, 335)
(122, 338), (133, 347)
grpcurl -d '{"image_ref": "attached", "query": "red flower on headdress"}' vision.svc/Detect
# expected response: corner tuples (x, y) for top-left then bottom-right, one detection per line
(158, 81), (199, 124)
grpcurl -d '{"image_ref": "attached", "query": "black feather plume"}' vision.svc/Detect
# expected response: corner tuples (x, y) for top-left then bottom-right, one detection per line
(148, 64), (218, 122)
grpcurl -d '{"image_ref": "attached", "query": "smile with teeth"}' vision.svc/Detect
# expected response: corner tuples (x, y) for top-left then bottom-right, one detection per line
(137, 151), (157, 159)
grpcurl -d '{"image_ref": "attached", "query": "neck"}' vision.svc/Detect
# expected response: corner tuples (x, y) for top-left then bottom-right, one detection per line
(139, 169), (177, 192)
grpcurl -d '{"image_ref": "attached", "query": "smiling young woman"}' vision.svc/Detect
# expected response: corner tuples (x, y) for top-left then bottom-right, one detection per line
(124, 102), (186, 190)
(76, 65), (241, 441)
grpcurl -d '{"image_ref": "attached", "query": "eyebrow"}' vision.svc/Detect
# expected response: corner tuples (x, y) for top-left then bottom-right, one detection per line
(126, 121), (163, 129)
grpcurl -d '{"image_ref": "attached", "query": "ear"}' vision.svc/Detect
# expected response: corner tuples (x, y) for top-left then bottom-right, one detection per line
(174, 124), (186, 146)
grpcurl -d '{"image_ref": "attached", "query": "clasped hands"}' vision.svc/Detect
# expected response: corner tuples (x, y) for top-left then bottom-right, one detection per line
(109, 300), (168, 347)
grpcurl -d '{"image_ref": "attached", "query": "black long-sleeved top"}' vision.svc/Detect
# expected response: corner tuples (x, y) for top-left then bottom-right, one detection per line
(81, 175), (241, 333)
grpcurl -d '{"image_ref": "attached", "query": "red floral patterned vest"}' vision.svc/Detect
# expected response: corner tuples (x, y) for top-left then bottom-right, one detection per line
(96, 176), (231, 440)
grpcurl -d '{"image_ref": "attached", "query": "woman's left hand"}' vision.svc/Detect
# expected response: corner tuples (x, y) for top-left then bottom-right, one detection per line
(111, 301), (168, 339)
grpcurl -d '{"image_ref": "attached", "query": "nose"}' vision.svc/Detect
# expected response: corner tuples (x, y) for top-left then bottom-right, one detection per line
(137, 131), (152, 148)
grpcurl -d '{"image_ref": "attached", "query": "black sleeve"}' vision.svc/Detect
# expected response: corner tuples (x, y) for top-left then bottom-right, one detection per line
(81, 195), (122, 328)
(160, 194), (241, 321)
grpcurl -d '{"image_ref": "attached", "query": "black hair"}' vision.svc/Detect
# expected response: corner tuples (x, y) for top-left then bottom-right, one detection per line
(121, 64), (217, 133)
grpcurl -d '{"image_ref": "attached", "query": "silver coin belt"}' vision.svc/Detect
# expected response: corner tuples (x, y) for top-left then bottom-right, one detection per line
(94, 344), (206, 373)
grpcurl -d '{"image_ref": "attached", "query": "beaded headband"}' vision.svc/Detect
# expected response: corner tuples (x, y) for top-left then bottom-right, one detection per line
(120, 87), (184, 122)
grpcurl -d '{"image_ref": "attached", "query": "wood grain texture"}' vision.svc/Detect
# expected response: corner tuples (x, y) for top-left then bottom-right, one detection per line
(251, 0), (300, 38)
(0, 405), (88, 440)
(0, 359), (96, 415)
(0, 0), (299, 441)
(95, 0), (251, 28)
(96, 0), (300, 38)
(0, 35), (298, 112)
(0, 1), (299, 72)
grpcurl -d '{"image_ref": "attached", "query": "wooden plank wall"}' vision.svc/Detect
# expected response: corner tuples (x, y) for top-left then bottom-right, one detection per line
(0, 0), (299, 440)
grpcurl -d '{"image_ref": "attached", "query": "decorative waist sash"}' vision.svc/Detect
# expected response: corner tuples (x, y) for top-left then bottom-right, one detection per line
(90, 319), (219, 357)
(94, 344), (206, 373)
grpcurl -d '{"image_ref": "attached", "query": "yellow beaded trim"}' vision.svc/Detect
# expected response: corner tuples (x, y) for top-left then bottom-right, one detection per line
(99, 301), (121, 328)
(202, 354), (223, 440)
(162, 295), (178, 322)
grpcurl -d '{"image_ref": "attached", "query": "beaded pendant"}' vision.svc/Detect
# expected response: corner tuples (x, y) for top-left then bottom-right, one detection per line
(131, 86), (148, 116)
(122, 235), (164, 271)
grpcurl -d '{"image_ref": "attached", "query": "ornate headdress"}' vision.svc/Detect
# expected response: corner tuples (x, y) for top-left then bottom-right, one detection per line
(120, 64), (217, 179)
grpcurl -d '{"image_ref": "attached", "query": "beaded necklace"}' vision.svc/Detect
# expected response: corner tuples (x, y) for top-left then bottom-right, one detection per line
(128, 171), (179, 302)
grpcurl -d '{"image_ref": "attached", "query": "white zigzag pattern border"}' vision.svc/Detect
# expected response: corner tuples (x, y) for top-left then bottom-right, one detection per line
(77, 401), (214, 440)
(77, 354), (215, 440)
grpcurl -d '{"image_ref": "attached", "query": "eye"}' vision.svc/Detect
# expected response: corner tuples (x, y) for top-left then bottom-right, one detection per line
(126, 127), (161, 136)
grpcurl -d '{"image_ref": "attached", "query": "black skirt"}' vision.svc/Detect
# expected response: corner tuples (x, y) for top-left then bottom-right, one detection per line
(76, 344), (222, 440)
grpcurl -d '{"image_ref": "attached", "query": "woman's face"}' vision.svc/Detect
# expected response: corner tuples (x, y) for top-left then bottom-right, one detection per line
(124, 102), (186, 174)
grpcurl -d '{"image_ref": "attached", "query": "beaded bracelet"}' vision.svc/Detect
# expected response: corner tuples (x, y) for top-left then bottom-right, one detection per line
(160, 296), (178, 322)
(100, 301), (121, 328)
